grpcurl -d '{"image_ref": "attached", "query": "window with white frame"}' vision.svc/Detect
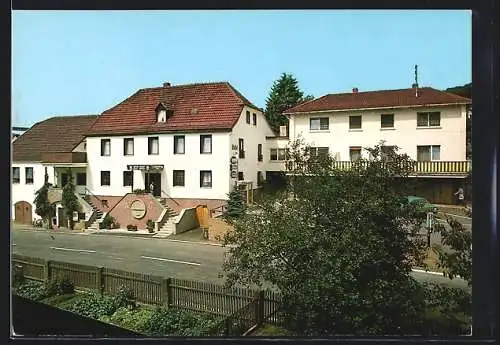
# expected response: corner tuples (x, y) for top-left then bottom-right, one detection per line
(310, 117), (329, 131)
(417, 112), (441, 127)
(380, 114), (394, 128)
(101, 139), (111, 156)
(417, 145), (441, 161)
(148, 137), (159, 155)
(349, 147), (362, 161)
(349, 116), (362, 129)
(123, 171), (133, 186)
(12, 167), (20, 184)
(123, 138), (134, 156)
(200, 135), (212, 154)
(101, 171), (111, 186)
(174, 135), (185, 154)
(25, 167), (34, 184)
(310, 147), (329, 157)
(270, 148), (286, 161)
(173, 170), (185, 186)
(200, 170), (212, 188)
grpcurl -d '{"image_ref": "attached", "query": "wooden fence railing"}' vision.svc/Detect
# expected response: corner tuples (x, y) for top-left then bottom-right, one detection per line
(11, 254), (281, 334)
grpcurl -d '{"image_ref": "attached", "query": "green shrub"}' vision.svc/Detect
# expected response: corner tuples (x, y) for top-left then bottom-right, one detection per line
(44, 276), (75, 297)
(66, 291), (119, 319)
(113, 285), (136, 310)
(41, 294), (76, 307)
(13, 280), (47, 301)
(140, 307), (222, 336)
(99, 214), (115, 230)
(133, 189), (147, 194)
(146, 219), (155, 233)
(99, 307), (153, 333)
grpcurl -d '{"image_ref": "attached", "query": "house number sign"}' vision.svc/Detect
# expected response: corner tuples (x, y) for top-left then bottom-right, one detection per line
(130, 200), (147, 219)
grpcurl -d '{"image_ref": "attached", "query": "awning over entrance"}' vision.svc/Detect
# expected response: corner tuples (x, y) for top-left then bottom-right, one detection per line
(127, 165), (164, 171)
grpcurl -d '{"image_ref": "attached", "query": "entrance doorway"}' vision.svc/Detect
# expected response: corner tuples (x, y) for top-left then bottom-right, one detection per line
(14, 201), (32, 225)
(61, 173), (68, 187)
(145, 173), (162, 197)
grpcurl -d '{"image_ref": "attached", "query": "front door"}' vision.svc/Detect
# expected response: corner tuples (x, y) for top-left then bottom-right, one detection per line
(145, 173), (162, 197)
(14, 201), (32, 225)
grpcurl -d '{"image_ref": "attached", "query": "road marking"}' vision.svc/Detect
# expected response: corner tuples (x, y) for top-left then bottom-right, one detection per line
(412, 268), (443, 276)
(50, 247), (96, 253)
(440, 212), (472, 220)
(107, 256), (123, 260)
(140, 255), (201, 266)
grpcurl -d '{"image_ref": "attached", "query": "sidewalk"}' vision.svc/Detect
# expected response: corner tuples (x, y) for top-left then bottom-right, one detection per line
(435, 204), (471, 218)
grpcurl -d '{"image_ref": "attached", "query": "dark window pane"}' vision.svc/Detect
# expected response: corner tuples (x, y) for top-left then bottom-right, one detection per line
(123, 171), (133, 186)
(173, 170), (185, 187)
(76, 173), (87, 186)
(349, 116), (362, 129)
(381, 114), (394, 128)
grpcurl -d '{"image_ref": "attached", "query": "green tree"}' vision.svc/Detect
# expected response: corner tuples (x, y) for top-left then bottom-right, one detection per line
(223, 184), (246, 222)
(433, 215), (472, 286)
(33, 170), (55, 229)
(61, 169), (81, 230)
(221, 138), (430, 335)
(264, 73), (313, 132)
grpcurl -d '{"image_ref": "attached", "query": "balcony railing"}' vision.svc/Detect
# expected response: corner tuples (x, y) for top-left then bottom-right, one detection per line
(287, 160), (471, 176)
(41, 152), (87, 164)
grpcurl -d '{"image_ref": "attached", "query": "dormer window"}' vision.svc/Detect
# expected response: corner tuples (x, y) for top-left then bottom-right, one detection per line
(156, 102), (172, 123)
(158, 109), (167, 122)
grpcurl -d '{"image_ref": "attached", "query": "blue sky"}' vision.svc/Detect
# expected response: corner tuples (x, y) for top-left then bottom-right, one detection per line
(12, 10), (471, 127)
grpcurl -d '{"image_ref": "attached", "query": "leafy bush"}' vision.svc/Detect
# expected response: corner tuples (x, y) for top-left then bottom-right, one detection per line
(66, 291), (120, 319)
(113, 285), (136, 310)
(126, 225), (138, 231)
(99, 214), (115, 230)
(146, 219), (155, 233)
(44, 276), (75, 297)
(140, 307), (222, 336)
(41, 294), (76, 307)
(13, 280), (47, 301)
(133, 189), (147, 194)
(99, 307), (153, 333)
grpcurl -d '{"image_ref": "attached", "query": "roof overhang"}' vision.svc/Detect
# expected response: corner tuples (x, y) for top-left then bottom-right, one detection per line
(283, 102), (471, 115)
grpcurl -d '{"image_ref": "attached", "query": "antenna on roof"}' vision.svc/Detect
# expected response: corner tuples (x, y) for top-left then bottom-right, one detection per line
(413, 64), (419, 97)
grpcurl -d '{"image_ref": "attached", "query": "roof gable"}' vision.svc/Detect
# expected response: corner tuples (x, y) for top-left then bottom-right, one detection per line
(12, 115), (98, 162)
(284, 87), (471, 114)
(87, 82), (260, 136)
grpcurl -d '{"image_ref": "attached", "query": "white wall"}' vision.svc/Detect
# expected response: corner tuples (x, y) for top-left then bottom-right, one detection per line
(230, 106), (275, 189)
(11, 162), (55, 221)
(86, 132), (232, 200)
(289, 105), (467, 161)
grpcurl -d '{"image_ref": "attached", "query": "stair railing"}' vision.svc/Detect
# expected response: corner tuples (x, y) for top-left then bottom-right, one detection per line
(161, 189), (181, 206)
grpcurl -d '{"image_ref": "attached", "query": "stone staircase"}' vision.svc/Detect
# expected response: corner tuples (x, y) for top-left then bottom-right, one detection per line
(153, 208), (179, 238)
(83, 195), (105, 231)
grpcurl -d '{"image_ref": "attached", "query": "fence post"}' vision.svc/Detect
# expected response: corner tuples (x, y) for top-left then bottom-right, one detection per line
(95, 267), (103, 294)
(44, 260), (51, 281)
(254, 290), (265, 326)
(162, 278), (172, 307)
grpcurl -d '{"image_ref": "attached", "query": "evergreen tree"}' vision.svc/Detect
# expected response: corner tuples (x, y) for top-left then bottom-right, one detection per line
(265, 73), (313, 132)
(61, 169), (81, 230)
(223, 184), (246, 222)
(33, 169), (55, 229)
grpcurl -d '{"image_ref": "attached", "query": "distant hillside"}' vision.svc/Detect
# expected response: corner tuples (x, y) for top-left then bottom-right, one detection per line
(445, 82), (471, 99)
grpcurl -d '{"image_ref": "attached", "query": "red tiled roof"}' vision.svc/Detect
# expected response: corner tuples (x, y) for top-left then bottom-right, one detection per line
(12, 115), (98, 162)
(283, 87), (471, 114)
(87, 82), (260, 136)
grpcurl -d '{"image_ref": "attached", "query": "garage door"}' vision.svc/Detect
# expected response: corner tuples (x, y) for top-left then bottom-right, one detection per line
(14, 201), (32, 225)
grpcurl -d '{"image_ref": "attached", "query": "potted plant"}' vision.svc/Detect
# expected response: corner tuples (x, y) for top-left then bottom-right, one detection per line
(146, 219), (155, 233)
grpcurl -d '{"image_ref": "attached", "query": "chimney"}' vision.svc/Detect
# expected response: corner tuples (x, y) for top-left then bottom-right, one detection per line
(352, 88), (359, 94)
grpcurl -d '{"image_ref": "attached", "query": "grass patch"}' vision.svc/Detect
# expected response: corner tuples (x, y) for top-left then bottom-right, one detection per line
(251, 324), (295, 336)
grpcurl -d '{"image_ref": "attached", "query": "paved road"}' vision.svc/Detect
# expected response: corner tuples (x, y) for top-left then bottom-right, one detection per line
(11, 229), (468, 290)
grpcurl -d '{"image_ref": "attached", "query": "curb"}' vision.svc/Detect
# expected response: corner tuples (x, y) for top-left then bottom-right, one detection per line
(411, 268), (444, 276)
